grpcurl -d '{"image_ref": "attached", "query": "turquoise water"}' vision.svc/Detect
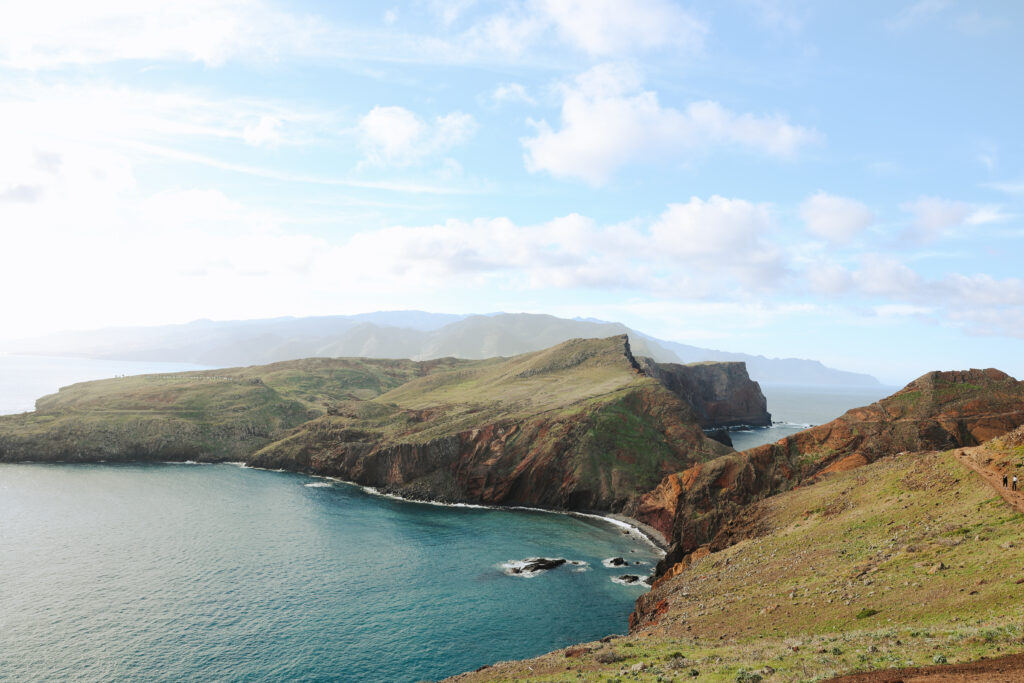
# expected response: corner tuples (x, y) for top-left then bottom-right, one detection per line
(0, 463), (660, 682)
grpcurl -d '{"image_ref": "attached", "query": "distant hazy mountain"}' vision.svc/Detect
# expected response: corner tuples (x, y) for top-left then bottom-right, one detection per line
(5, 311), (880, 386)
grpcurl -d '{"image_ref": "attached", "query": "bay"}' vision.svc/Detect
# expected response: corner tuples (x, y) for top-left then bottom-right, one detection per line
(0, 463), (659, 682)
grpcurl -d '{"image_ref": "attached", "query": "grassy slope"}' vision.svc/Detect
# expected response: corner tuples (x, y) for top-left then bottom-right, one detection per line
(451, 449), (1024, 682)
(0, 357), (466, 461)
(248, 336), (657, 456)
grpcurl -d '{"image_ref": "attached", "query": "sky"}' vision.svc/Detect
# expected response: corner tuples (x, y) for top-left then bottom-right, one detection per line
(1, 0), (1022, 385)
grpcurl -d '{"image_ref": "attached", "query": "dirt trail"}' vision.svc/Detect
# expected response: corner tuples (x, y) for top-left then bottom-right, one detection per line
(825, 652), (1024, 681)
(954, 447), (1024, 514)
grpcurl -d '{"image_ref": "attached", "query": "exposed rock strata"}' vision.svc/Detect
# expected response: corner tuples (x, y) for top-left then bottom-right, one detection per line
(639, 358), (771, 428)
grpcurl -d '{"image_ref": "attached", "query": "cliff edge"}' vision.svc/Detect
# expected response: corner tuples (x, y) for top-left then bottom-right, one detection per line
(639, 358), (770, 428)
(631, 367), (1024, 576)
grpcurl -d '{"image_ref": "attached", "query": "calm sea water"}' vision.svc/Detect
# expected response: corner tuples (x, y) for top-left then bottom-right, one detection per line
(0, 464), (660, 682)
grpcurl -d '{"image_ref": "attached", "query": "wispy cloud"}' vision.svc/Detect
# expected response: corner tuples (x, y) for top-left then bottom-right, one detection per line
(129, 141), (480, 195)
(521, 63), (821, 184)
(885, 0), (952, 32)
(900, 196), (1007, 242)
(799, 192), (875, 243)
(0, 0), (326, 69)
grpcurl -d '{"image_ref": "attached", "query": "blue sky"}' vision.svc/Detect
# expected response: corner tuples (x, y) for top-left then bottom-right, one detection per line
(1, 0), (1022, 384)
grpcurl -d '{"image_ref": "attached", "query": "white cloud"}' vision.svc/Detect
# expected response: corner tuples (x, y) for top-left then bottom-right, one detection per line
(799, 192), (874, 242)
(243, 116), (283, 148)
(649, 195), (787, 287)
(538, 0), (706, 56)
(807, 263), (853, 294)
(986, 179), (1024, 195)
(462, 0), (705, 59)
(522, 64), (820, 185)
(852, 254), (922, 298)
(651, 196), (772, 258)
(0, 0), (323, 69)
(430, 0), (478, 26)
(358, 106), (477, 166)
(900, 196), (1005, 242)
(492, 83), (536, 106)
(873, 304), (933, 317)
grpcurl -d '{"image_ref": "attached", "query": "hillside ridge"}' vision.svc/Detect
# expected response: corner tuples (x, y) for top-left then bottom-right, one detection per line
(0, 335), (765, 514)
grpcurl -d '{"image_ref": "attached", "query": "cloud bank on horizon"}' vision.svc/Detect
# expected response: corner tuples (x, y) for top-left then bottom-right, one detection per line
(0, 0), (1021, 384)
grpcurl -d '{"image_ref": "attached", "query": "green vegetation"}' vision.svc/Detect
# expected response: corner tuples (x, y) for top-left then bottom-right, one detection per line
(0, 357), (460, 462)
(453, 450), (1024, 681)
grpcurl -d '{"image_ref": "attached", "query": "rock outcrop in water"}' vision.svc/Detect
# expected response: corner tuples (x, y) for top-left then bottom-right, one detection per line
(631, 368), (1024, 576)
(0, 335), (768, 515)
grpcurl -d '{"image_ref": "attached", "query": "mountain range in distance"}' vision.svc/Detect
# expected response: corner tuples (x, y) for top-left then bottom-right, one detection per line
(5, 311), (880, 387)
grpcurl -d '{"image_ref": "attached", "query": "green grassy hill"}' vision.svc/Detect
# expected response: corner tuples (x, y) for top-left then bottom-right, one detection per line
(451, 448), (1024, 682)
(0, 357), (465, 462)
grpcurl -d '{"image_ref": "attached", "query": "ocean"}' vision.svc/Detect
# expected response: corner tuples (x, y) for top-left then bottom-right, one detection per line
(0, 463), (661, 682)
(0, 356), (895, 681)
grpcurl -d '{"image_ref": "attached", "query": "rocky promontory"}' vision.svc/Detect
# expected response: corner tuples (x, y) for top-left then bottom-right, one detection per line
(0, 335), (769, 516)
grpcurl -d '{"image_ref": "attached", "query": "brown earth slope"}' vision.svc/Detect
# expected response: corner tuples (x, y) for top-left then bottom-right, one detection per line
(631, 368), (1024, 575)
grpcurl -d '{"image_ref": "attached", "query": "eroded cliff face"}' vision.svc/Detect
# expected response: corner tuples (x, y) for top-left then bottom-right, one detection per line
(631, 368), (1024, 577)
(639, 359), (770, 428)
(249, 383), (730, 511)
(248, 337), (778, 512)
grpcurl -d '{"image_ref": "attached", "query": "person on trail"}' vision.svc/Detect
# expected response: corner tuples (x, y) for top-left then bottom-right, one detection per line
(1014, 475), (1018, 491)
(1004, 474), (1009, 488)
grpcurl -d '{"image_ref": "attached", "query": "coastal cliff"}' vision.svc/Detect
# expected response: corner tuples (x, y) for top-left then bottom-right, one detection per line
(0, 335), (768, 514)
(246, 336), (739, 511)
(638, 358), (770, 428)
(630, 367), (1024, 577)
